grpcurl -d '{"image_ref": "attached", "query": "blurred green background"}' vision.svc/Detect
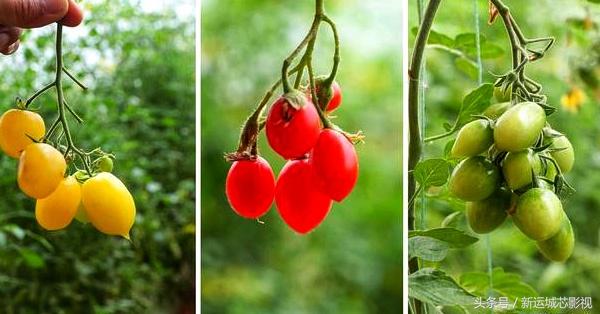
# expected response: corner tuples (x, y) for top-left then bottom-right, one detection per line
(410, 0), (600, 310)
(201, 0), (402, 313)
(0, 0), (195, 312)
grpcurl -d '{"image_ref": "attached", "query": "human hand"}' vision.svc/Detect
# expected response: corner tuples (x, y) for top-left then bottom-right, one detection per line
(0, 0), (83, 55)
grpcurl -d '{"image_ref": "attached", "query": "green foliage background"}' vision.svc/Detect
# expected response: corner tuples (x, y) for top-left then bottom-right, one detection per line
(201, 0), (402, 313)
(409, 0), (600, 312)
(0, 0), (195, 312)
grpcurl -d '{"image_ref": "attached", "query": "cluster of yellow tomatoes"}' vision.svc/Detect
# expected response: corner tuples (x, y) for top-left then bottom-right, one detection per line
(0, 108), (136, 239)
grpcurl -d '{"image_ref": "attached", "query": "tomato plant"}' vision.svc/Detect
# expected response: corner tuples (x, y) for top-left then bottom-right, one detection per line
(35, 176), (81, 230)
(224, 0), (362, 234)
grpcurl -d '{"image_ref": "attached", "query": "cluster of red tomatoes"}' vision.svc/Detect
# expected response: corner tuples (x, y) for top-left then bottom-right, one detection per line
(448, 89), (575, 262)
(226, 82), (359, 234)
(0, 108), (136, 239)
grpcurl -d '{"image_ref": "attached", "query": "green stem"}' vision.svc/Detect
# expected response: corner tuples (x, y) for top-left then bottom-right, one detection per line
(62, 67), (88, 90)
(322, 15), (340, 85)
(25, 83), (55, 108)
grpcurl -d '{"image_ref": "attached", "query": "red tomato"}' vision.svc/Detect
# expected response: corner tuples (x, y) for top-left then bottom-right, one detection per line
(226, 156), (275, 218)
(275, 159), (332, 234)
(327, 81), (342, 112)
(266, 96), (321, 159)
(311, 129), (358, 201)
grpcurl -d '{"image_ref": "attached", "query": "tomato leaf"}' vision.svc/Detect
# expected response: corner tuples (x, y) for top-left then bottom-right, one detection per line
(409, 227), (479, 248)
(414, 158), (451, 188)
(17, 248), (45, 269)
(454, 33), (504, 59)
(455, 57), (478, 79)
(456, 83), (494, 128)
(409, 236), (449, 262)
(409, 268), (475, 306)
(411, 27), (455, 47)
(460, 267), (538, 299)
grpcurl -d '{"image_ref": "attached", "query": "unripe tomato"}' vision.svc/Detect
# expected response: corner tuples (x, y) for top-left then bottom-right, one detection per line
(82, 172), (136, 239)
(466, 188), (513, 234)
(494, 102), (546, 152)
(502, 149), (542, 191)
(35, 176), (81, 230)
(513, 188), (564, 241)
(0, 109), (45, 158)
(451, 119), (493, 158)
(482, 102), (510, 120)
(545, 135), (574, 173)
(275, 159), (332, 234)
(493, 85), (512, 103)
(311, 129), (358, 202)
(18, 143), (66, 199)
(266, 96), (321, 159)
(97, 156), (114, 173)
(543, 158), (558, 181)
(327, 81), (342, 112)
(449, 156), (500, 201)
(536, 216), (574, 262)
(225, 156), (275, 218)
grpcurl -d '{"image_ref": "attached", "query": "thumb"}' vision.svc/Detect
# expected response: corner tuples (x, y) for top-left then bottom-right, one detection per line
(0, 0), (69, 28)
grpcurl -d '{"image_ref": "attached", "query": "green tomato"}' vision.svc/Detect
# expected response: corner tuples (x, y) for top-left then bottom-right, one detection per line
(483, 102), (511, 120)
(451, 119), (493, 158)
(97, 156), (114, 173)
(466, 188), (512, 234)
(543, 157), (558, 181)
(449, 156), (501, 201)
(513, 188), (564, 241)
(502, 149), (542, 191)
(494, 102), (546, 152)
(536, 216), (574, 262)
(545, 135), (575, 173)
(494, 85), (512, 102)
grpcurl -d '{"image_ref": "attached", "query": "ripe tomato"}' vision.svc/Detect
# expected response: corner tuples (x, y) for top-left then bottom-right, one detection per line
(482, 102), (510, 120)
(513, 188), (564, 241)
(35, 176), (81, 230)
(494, 102), (546, 152)
(0, 109), (45, 158)
(266, 96), (321, 159)
(449, 156), (500, 201)
(546, 135), (574, 173)
(225, 156), (275, 218)
(18, 143), (66, 199)
(81, 172), (136, 239)
(536, 216), (574, 262)
(451, 119), (493, 158)
(502, 149), (542, 191)
(275, 159), (332, 234)
(326, 81), (342, 112)
(311, 129), (358, 202)
(466, 188), (512, 234)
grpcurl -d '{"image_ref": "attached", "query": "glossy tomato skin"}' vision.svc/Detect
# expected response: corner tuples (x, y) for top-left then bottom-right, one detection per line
(18, 143), (66, 199)
(0, 109), (45, 158)
(494, 102), (546, 152)
(466, 188), (512, 234)
(483, 102), (510, 120)
(275, 159), (332, 234)
(35, 176), (81, 230)
(225, 156), (275, 218)
(327, 81), (342, 112)
(513, 188), (564, 241)
(82, 172), (136, 239)
(451, 119), (493, 158)
(449, 156), (500, 201)
(502, 149), (542, 191)
(311, 129), (358, 202)
(545, 135), (574, 174)
(493, 85), (512, 103)
(536, 216), (574, 262)
(266, 96), (321, 159)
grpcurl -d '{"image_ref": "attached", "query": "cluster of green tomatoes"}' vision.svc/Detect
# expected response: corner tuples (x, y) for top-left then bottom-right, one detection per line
(448, 88), (575, 262)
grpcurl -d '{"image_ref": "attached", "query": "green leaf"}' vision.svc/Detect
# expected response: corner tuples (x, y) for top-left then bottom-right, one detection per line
(456, 83), (493, 128)
(409, 236), (449, 261)
(454, 33), (504, 59)
(2, 224), (25, 240)
(441, 211), (464, 228)
(409, 227), (479, 248)
(454, 57), (478, 80)
(588, 0), (600, 4)
(443, 139), (455, 158)
(409, 268), (475, 306)
(414, 158), (451, 188)
(18, 248), (45, 269)
(411, 27), (455, 47)
(460, 267), (538, 299)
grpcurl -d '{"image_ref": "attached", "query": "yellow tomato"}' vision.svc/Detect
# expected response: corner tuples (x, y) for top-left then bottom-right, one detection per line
(0, 109), (45, 158)
(18, 143), (67, 199)
(35, 176), (81, 230)
(82, 172), (136, 239)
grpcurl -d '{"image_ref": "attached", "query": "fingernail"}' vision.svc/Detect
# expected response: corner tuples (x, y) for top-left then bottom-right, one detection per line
(7, 41), (19, 54)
